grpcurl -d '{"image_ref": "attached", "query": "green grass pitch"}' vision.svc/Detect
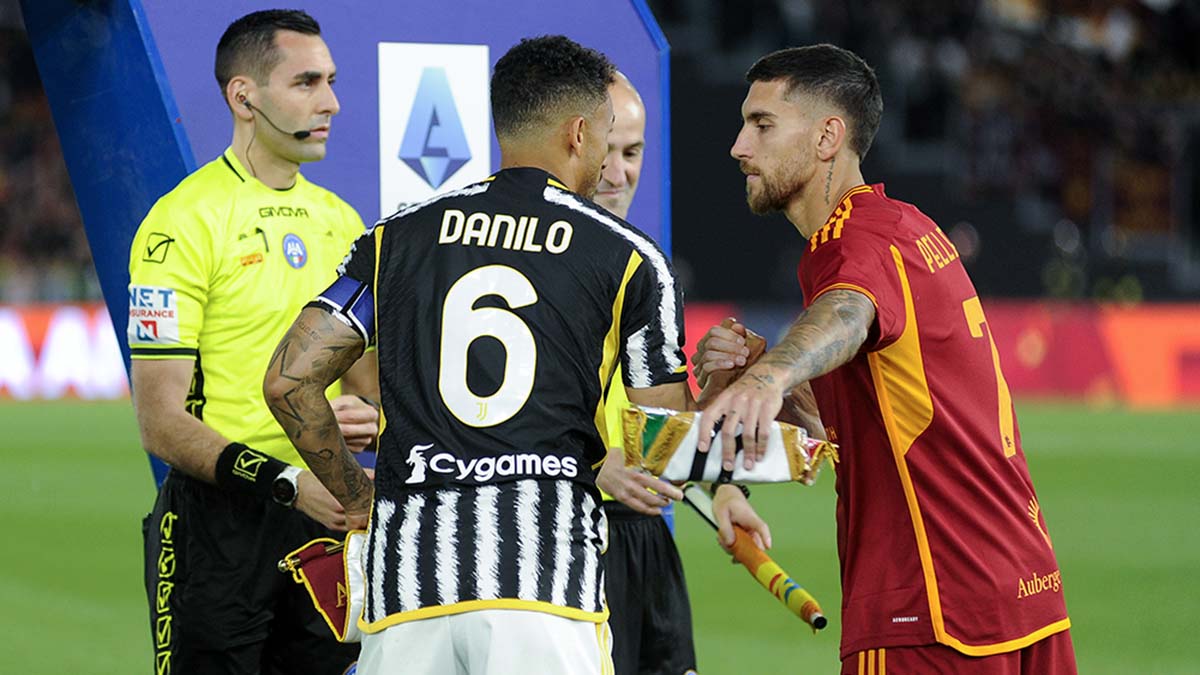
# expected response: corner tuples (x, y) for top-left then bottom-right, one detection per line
(2, 401), (1197, 673)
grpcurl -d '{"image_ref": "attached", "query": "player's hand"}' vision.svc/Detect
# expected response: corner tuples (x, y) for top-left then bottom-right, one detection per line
(692, 318), (751, 391)
(296, 468), (375, 531)
(295, 467), (374, 532)
(344, 468), (375, 530)
(332, 395), (379, 453)
(695, 363), (787, 471)
(694, 319), (769, 412)
(345, 510), (371, 531)
(712, 483), (771, 551)
(596, 446), (683, 515)
(294, 470), (351, 531)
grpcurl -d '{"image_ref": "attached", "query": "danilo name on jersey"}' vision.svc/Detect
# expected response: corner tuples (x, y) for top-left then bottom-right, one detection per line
(438, 208), (574, 254)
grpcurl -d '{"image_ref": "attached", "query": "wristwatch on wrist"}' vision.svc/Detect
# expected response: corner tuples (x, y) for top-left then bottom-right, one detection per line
(271, 465), (303, 508)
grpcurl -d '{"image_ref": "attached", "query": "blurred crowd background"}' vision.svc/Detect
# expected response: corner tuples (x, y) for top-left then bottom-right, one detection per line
(0, 4), (94, 303)
(1, 0), (1198, 305)
(654, 0), (1200, 303)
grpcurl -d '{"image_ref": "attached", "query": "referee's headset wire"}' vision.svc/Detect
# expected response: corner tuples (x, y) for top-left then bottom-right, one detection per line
(238, 94), (260, 179)
(245, 119), (259, 179)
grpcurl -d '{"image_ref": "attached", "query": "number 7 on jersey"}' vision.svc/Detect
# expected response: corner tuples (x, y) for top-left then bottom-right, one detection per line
(962, 296), (1015, 457)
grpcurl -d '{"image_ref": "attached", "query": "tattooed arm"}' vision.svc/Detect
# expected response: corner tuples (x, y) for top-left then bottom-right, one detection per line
(778, 381), (827, 441)
(264, 307), (374, 527)
(754, 289), (875, 384)
(695, 289), (874, 468)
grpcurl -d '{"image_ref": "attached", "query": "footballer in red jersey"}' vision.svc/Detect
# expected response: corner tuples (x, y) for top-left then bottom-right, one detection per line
(800, 183), (1070, 658)
(694, 44), (1076, 673)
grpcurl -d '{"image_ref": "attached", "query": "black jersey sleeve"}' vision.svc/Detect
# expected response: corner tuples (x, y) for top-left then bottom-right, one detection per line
(618, 250), (688, 389)
(337, 225), (380, 286)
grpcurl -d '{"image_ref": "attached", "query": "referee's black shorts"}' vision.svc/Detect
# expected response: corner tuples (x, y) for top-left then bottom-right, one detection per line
(143, 470), (358, 675)
(603, 500), (697, 675)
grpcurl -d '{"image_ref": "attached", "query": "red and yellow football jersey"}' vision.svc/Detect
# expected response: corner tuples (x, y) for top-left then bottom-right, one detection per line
(798, 184), (1070, 659)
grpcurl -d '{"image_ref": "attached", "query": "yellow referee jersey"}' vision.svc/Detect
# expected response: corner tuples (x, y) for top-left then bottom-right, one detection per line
(127, 148), (365, 467)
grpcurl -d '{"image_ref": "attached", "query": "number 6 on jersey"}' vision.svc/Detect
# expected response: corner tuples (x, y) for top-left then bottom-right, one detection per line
(439, 265), (539, 427)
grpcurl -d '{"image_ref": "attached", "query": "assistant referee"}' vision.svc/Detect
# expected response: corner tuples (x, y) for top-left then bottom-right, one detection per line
(593, 72), (698, 675)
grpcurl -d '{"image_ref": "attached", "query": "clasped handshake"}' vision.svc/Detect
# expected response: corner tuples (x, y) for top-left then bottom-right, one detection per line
(597, 316), (831, 547)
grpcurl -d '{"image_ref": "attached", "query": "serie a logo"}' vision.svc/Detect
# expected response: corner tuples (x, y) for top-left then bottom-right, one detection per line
(400, 67), (471, 190)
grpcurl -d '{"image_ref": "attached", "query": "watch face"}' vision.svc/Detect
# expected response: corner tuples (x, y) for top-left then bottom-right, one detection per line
(273, 476), (297, 505)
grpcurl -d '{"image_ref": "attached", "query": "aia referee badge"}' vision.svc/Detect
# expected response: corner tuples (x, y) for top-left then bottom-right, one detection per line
(282, 233), (307, 268)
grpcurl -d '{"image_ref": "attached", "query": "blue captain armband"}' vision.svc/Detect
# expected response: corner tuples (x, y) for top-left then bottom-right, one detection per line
(309, 276), (375, 344)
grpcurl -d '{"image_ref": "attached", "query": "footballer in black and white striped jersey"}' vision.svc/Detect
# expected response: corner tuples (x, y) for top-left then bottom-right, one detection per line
(314, 167), (688, 623)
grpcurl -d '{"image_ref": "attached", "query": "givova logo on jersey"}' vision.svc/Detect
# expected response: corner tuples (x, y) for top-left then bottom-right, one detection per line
(403, 443), (579, 485)
(378, 42), (490, 217)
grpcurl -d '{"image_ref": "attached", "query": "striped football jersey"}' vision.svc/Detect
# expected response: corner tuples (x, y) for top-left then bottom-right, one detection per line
(317, 167), (687, 624)
(362, 479), (606, 628)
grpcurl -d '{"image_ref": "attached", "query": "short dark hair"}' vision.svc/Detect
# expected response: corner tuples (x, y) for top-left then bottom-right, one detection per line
(215, 10), (321, 93)
(746, 44), (883, 160)
(491, 35), (615, 140)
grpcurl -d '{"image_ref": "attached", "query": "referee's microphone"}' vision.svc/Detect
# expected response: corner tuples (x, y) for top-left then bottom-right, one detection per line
(241, 99), (311, 140)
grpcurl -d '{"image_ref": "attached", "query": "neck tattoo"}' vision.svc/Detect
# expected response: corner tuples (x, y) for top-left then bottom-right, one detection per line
(824, 158), (835, 205)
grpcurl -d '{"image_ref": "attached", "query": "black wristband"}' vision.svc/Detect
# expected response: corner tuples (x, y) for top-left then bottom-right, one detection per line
(710, 476), (751, 500)
(214, 442), (289, 499)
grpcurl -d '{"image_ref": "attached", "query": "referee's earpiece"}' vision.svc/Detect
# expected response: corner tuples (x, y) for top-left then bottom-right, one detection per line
(237, 95), (312, 140)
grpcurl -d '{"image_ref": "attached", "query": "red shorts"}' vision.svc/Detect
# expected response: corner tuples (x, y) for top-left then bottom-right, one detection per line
(840, 630), (1076, 675)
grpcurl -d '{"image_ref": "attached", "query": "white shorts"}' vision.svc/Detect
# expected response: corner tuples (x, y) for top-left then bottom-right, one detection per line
(357, 609), (613, 675)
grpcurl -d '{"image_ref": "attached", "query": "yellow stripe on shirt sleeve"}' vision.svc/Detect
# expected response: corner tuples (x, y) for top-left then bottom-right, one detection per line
(594, 251), (643, 449)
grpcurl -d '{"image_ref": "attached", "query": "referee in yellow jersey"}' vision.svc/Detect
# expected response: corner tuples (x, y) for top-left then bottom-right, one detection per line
(593, 72), (697, 675)
(128, 11), (377, 674)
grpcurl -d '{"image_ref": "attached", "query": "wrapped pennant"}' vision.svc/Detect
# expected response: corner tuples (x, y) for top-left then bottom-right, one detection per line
(278, 530), (368, 643)
(622, 406), (837, 485)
